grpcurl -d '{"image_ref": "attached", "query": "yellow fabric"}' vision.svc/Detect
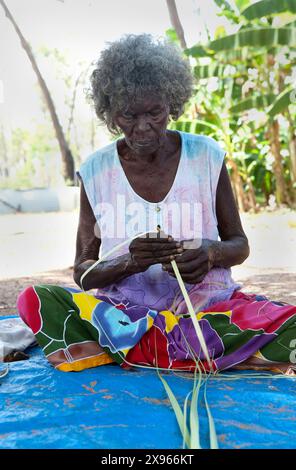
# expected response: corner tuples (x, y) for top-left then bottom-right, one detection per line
(56, 353), (114, 372)
(159, 310), (179, 334)
(73, 292), (103, 322)
(196, 310), (232, 320)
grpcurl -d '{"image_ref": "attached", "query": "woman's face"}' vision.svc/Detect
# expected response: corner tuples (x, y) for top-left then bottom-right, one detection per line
(113, 95), (170, 156)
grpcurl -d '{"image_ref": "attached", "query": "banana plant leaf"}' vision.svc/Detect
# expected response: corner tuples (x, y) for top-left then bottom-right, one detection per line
(213, 0), (236, 12)
(209, 27), (296, 52)
(286, 19), (296, 27)
(194, 64), (243, 79)
(241, 0), (296, 21)
(268, 86), (295, 117)
(229, 94), (275, 113)
(229, 86), (295, 117)
(172, 120), (220, 134)
(184, 45), (213, 58)
(234, 0), (251, 12)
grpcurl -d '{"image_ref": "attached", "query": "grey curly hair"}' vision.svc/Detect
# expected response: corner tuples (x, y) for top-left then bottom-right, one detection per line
(87, 34), (194, 135)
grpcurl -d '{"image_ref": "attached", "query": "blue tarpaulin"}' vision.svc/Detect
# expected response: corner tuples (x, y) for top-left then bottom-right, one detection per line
(0, 316), (295, 449)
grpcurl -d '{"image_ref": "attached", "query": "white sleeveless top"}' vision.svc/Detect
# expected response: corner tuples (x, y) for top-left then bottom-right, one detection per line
(78, 131), (241, 313)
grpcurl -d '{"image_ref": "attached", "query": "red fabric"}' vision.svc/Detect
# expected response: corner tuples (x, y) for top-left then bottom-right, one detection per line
(17, 286), (42, 334)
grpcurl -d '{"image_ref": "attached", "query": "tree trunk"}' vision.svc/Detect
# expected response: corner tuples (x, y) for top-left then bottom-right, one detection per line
(269, 119), (291, 206)
(286, 110), (296, 184)
(66, 68), (89, 143)
(227, 159), (248, 212)
(246, 178), (257, 212)
(165, 0), (187, 49)
(288, 134), (296, 183)
(0, 0), (75, 184)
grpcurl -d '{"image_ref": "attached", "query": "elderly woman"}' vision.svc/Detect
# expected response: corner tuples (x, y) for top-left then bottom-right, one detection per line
(17, 34), (296, 374)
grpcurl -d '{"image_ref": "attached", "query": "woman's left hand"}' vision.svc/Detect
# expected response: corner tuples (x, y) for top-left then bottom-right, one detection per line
(161, 239), (215, 284)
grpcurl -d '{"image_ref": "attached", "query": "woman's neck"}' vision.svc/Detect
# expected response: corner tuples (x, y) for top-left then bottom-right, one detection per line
(117, 130), (180, 165)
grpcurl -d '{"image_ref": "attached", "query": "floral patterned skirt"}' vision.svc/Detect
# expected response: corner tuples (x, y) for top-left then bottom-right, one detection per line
(17, 284), (296, 373)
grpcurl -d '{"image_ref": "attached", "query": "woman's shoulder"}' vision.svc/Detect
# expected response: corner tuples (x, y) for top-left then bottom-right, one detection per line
(78, 141), (117, 179)
(81, 141), (116, 168)
(180, 131), (225, 156)
(181, 132), (226, 162)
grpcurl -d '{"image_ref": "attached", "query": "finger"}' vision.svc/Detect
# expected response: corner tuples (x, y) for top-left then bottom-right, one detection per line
(177, 269), (207, 283)
(174, 249), (208, 264)
(133, 241), (182, 252)
(164, 250), (195, 264)
(161, 267), (205, 283)
(162, 258), (206, 272)
(134, 247), (184, 260)
(164, 272), (205, 284)
(170, 259), (208, 274)
(150, 243), (183, 254)
(162, 263), (208, 283)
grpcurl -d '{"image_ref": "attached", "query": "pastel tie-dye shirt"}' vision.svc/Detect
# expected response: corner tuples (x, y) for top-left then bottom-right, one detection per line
(77, 131), (241, 313)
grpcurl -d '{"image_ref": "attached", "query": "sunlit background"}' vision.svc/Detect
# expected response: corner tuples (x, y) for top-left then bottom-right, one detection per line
(0, 0), (232, 174)
(0, 0), (295, 312)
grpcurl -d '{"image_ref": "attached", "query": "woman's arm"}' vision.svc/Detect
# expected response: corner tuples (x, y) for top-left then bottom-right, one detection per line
(73, 180), (141, 291)
(209, 160), (250, 269)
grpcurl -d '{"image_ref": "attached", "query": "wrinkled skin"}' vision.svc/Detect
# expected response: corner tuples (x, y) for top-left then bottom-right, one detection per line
(128, 231), (184, 272)
(161, 239), (216, 284)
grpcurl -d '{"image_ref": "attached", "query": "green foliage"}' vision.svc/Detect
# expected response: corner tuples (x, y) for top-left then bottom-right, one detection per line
(234, 0), (251, 12)
(213, 0), (241, 23)
(0, 125), (59, 189)
(185, 44), (212, 58)
(165, 28), (179, 44)
(2, 1), (295, 208)
(194, 64), (240, 79)
(209, 27), (296, 52)
(241, 0), (296, 21)
(229, 94), (275, 114)
(268, 86), (295, 117)
(177, 0), (296, 209)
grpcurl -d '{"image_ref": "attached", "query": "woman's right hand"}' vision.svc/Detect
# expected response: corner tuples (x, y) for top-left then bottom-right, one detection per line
(129, 231), (184, 272)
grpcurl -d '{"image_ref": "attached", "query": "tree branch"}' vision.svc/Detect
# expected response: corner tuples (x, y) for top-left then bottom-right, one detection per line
(165, 0), (187, 49)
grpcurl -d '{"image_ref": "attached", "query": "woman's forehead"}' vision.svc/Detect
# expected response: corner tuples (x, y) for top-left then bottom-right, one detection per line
(123, 95), (167, 112)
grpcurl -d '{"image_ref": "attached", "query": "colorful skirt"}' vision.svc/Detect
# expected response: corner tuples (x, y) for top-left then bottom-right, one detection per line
(17, 285), (296, 373)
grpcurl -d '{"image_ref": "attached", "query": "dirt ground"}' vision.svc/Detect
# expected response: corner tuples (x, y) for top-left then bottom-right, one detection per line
(0, 209), (295, 316)
(0, 267), (76, 316)
(1, 266), (295, 317)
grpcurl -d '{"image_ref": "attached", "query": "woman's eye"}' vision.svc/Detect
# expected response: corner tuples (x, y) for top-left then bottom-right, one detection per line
(150, 109), (163, 117)
(122, 112), (134, 120)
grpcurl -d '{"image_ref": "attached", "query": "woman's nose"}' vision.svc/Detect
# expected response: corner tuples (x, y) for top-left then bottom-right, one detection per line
(135, 114), (151, 132)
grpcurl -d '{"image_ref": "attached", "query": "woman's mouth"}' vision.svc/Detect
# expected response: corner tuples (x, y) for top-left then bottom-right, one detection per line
(134, 141), (154, 147)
